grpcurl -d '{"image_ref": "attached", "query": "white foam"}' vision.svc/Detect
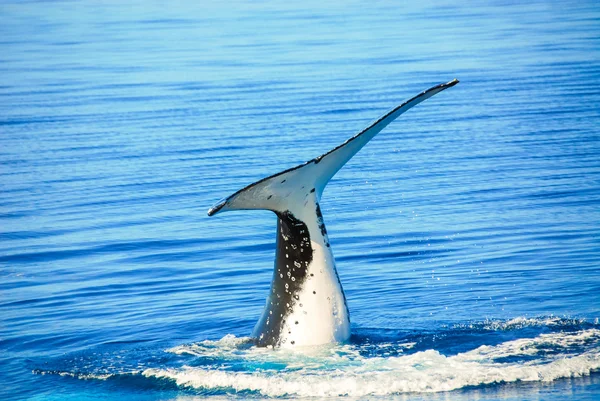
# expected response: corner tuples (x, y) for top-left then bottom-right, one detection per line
(34, 370), (115, 381)
(460, 329), (600, 361)
(168, 334), (253, 357)
(144, 329), (600, 397)
(451, 316), (590, 331)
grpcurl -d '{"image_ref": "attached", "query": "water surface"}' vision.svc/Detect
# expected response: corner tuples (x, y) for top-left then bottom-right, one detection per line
(1, 1), (600, 400)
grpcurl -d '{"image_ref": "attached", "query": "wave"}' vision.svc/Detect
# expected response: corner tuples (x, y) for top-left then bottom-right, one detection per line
(141, 328), (600, 397)
(452, 316), (596, 331)
(33, 318), (600, 398)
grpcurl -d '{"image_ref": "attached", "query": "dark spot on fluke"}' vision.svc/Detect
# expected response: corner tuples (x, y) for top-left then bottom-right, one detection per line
(315, 203), (328, 238)
(254, 210), (313, 347)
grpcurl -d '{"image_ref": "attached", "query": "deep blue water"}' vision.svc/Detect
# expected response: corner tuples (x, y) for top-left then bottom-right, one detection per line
(2, 1), (600, 400)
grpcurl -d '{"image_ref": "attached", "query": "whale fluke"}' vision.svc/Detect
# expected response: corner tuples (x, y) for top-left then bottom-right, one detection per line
(208, 79), (458, 347)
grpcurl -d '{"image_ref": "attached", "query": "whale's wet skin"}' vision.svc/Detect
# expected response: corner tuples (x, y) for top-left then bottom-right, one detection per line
(208, 80), (458, 348)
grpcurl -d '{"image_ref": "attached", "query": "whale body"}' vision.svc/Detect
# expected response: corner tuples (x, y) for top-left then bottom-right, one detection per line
(208, 79), (459, 347)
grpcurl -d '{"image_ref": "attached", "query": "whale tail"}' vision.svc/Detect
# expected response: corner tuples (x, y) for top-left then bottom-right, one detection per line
(207, 79), (458, 217)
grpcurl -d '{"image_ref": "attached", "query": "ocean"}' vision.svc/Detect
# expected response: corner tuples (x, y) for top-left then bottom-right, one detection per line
(1, 1), (599, 400)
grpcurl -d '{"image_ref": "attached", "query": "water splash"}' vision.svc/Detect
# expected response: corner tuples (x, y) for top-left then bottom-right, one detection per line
(140, 328), (600, 397)
(34, 318), (600, 398)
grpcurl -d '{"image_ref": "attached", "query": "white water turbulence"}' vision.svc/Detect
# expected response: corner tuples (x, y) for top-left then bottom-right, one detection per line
(142, 327), (600, 398)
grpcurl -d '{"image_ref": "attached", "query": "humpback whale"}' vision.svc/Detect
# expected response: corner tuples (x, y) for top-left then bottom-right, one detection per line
(208, 79), (459, 347)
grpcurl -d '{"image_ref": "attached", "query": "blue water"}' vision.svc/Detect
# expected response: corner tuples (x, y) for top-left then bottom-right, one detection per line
(2, 1), (600, 400)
